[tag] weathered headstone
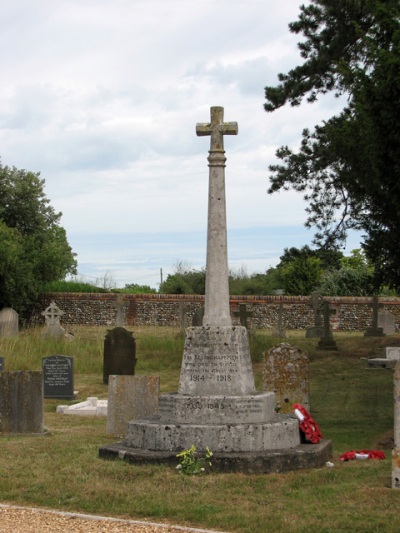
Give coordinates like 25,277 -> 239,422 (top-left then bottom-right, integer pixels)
317,301 -> 338,350
42,355 -> 75,399
378,310 -> 396,335
0,308 -> 19,338
41,301 -> 65,338
0,357 -> 4,371
106,375 -> 160,437
0,371 -> 44,434
364,295 -> 385,337
103,327 -> 137,384
272,302 -> 286,338
263,343 -> 309,413
234,303 -> 253,329
393,360 -> 400,489
306,292 -> 324,338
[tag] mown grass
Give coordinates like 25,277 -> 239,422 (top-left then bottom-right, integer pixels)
0,327 -> 399,532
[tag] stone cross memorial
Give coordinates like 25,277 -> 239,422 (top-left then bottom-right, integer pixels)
42,301 -> 66,338
100,106 -> 331,473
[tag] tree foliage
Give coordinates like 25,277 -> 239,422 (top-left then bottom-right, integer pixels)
0,163 -> 77,313
264,0 -> 400,289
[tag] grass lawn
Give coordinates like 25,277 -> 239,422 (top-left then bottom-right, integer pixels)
0,327 -> 399,532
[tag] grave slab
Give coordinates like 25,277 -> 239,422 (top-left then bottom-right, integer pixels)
57,397 -> 107,416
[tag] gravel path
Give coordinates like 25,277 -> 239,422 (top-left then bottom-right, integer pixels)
0,505 -> 228,533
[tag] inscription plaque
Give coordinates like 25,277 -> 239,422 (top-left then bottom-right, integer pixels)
42,355 -> 75,399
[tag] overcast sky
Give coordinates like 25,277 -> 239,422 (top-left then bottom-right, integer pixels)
0,0 -> 361,289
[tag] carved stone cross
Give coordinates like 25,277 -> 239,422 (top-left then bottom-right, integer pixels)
196,106 -> 238,156
234,303 -> 253,329
42,301 -> 63,326
196,106 -> 238,327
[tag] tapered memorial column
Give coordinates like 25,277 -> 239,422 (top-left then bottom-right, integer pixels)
196,106 -> 238,326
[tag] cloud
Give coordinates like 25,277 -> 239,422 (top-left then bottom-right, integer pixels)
0,0 -> 362,287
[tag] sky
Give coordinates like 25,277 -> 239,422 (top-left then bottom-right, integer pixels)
0,0 -> 362,289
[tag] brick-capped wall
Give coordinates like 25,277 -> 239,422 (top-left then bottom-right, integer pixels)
33,293 -> 400,332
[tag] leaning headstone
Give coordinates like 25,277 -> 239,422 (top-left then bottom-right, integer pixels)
364,295 -> 385,337
378,310 -> 396,335
306,292 -> 324,338
41,301 -> 65,338
103,327 -> 137,384
42,355 -> 75,399
0,371 -> 44,434
263,343 -> 309,413
392,360 -> 400,489
0,308 -> 19,338
106,375 -> 160,437
317,301 -> 338,350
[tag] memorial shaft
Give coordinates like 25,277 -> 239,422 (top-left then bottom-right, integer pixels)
196,106 -> 238,327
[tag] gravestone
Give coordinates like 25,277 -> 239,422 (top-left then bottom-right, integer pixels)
115,294 -> 125,327
100,106 -> 332,473
234,303 -> 253,329
0,308 -> 19,338
41,301 -> 66,338
393,361 -> 400,489
387,347 -> 400,361
378,310 -> 396,335
317,301 -> 338,350
42,355 -> 75,399
364,295 -> 385,337
103,327 -> 137,384
263,343 -> 309,413
0,357 -> 4,371
192,306 -> 205,326
106,375 -> 160,437
0,371 -> 44,434
306,292 -> 324,338
272,302 -> 286,338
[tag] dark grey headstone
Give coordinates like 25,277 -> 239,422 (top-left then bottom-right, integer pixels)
103,327 -> 136,385
0,371 -> 44,434
0,357 -> 4,370
42,355 -> 75,399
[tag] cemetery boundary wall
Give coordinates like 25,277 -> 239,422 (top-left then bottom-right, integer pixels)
33,293 -> 400,332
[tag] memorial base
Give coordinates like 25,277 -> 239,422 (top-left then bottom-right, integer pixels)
99,439 -> 332,474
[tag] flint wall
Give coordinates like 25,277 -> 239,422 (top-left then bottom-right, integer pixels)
32,293 -> 400,332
